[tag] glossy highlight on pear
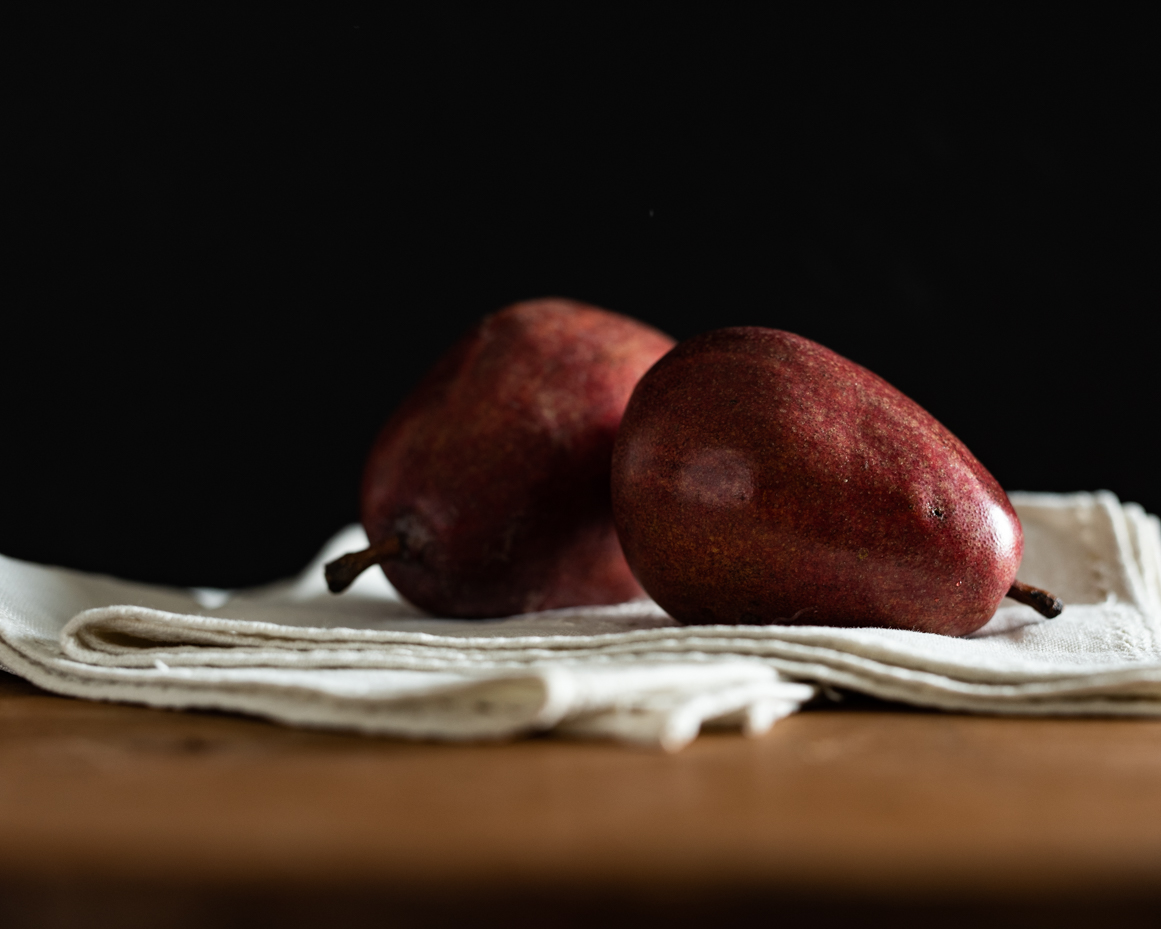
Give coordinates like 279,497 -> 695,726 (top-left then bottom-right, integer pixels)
610,327 -> 1062,636
327,298 -> 675,618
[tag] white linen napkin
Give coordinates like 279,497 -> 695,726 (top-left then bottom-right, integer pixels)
1,491 -> 1158,750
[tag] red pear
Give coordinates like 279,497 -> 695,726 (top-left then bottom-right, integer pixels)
326,298 -> 675,618
610,327 -> 1061,635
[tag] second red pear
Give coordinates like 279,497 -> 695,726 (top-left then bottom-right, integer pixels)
327,298 -> 675,618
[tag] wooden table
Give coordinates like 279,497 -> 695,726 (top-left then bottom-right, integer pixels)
2,669 -> 1160,928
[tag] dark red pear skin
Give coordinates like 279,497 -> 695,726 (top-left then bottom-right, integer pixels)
611,328 -> 1023,636
361,298 -> 675,618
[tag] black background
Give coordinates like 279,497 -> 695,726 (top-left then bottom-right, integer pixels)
7,11 -> 1157,588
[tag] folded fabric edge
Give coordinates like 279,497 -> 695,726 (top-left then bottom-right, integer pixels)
762,657 -> 1161,716
43,621 -> 1161,701
554,680 -> 814,751
0,640 -> 817,749
0,639 -> 570,741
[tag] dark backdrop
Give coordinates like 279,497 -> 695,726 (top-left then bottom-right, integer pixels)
7,12 -> 1157,588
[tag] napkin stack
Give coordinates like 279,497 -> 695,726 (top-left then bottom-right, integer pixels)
1,491 -> 1158,750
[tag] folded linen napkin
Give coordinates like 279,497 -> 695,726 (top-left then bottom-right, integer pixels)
1,491 -> 1158,749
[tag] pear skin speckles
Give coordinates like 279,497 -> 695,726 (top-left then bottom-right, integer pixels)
361,298 -> 675,618
611,327 -> 1022,636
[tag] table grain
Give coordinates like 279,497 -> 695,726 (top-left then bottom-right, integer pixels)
2,670 -> 1159,927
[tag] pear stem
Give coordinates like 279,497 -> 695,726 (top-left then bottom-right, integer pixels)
325,536 -> 402,593
1006,579 -> 1064,618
